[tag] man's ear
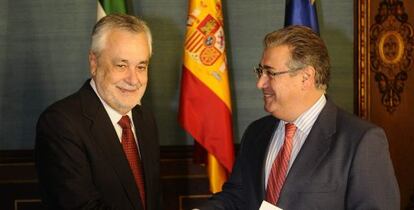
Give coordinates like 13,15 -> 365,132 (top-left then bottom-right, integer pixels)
301,66 -> 315,89
89,51 -> 97,76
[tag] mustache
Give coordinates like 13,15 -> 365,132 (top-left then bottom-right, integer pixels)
116,81 -> 141,91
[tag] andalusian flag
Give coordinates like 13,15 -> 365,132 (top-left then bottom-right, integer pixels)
178,0 -> 235,193
285,0 -> 319,33
97,0 -> 127,20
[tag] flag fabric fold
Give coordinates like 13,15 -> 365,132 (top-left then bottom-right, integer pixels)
285,0 -> 319,33
179,0 -> 235,193
97,0 -> 127,20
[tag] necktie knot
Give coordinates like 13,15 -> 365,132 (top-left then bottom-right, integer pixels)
285,123 -> 297,139
118,115 -> 132,130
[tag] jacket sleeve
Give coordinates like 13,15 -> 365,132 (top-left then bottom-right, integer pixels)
197,144 -> 247,210
198,119 -> 263,210
346,127 -> 400,210
35,109 -> 116,210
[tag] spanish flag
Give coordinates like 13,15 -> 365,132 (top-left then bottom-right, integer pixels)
97,0 -> 128,20
285,0 -> 319,33
178,0 -> 235,193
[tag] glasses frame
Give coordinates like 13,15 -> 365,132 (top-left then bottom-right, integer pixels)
253,64 -> 301,79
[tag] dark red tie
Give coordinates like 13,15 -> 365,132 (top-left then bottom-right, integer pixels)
118,115 -> 146,209
266,123 -> 297,205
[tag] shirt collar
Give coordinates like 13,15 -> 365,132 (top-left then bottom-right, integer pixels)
281,94 -> 326,135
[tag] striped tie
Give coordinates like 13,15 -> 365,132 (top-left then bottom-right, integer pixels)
266,123 -> 297,205
118,115 -> 146,209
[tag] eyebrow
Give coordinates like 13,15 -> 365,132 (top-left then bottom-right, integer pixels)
261,64 -> 276,71
138,60 -> 149,65
119,59 -> 149,65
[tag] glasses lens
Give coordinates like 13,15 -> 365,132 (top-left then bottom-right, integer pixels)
254,66 -> 263,78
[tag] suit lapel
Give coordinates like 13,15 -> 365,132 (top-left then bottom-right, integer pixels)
79,81 -> 142,209
279,99 -> 337,204
251,117 -> 280,201
131,107 -> 151,208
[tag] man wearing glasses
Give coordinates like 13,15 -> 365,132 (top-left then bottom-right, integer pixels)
200,25 -> 399,210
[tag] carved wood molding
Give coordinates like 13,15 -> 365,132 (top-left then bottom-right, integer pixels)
369,0 -> 414,113
356,0 -> 371,119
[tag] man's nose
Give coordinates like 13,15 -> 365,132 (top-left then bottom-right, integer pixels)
256,74 -> 269,89
125,67 -> 140,85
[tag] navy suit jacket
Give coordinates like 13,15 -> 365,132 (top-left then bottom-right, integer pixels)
35,80 -> 160,210
202,99 -> 399,210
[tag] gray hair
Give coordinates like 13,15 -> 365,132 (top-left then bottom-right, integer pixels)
90,14 -> 152,55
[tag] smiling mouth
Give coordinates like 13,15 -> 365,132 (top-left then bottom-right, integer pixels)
118,87 -> 137,93
263,91 -> 273,97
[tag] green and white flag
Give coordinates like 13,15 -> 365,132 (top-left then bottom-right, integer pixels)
97,0 -> 127,20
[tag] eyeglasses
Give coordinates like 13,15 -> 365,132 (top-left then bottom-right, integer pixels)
253,64 -> 299,79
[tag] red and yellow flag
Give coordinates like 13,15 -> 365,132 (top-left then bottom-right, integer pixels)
178,0 -> 235,193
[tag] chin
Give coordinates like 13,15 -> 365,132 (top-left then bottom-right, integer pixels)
264,105 -> 280,115
120,101 -> 137,110
263,103 -> 274,112
264,107 -> 274,115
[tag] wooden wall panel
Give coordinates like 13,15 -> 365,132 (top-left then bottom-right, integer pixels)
0,151 -> 43,210
356,0 -> 414,209
0,147 -> 211,210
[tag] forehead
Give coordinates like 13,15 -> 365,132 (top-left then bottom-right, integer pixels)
101,29 -> 150,58
261,45 -> 291,68
105,28 -> 148,44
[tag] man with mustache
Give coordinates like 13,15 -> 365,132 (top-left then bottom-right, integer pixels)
199,25 -> 399,210
35,14 -> 160,210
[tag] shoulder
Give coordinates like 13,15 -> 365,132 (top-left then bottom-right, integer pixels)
246,115 -> 277,132
35,87 -> 90,150
39,91 -> 82,121
37,83 -> 93,127
335,106 -> 381,134
326,103 -> 387,150
322,98 -> 381,136
241,115 -> 278,145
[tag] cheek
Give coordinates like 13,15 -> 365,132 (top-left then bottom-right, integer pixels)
139,72 -> 149,84
269,81 -> 280,93
103,70 -> 124,84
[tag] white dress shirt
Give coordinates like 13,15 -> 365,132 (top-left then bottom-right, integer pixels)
264,95 -> 326,188
90,79 -> 140,152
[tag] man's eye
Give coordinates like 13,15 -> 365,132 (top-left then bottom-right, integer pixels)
116,64 -> 127,68
265,70 -> 275,76
136,65 -> 147,72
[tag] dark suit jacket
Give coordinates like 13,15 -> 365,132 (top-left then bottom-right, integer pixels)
35,80 -> 160,210
202,99 -> 399,210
